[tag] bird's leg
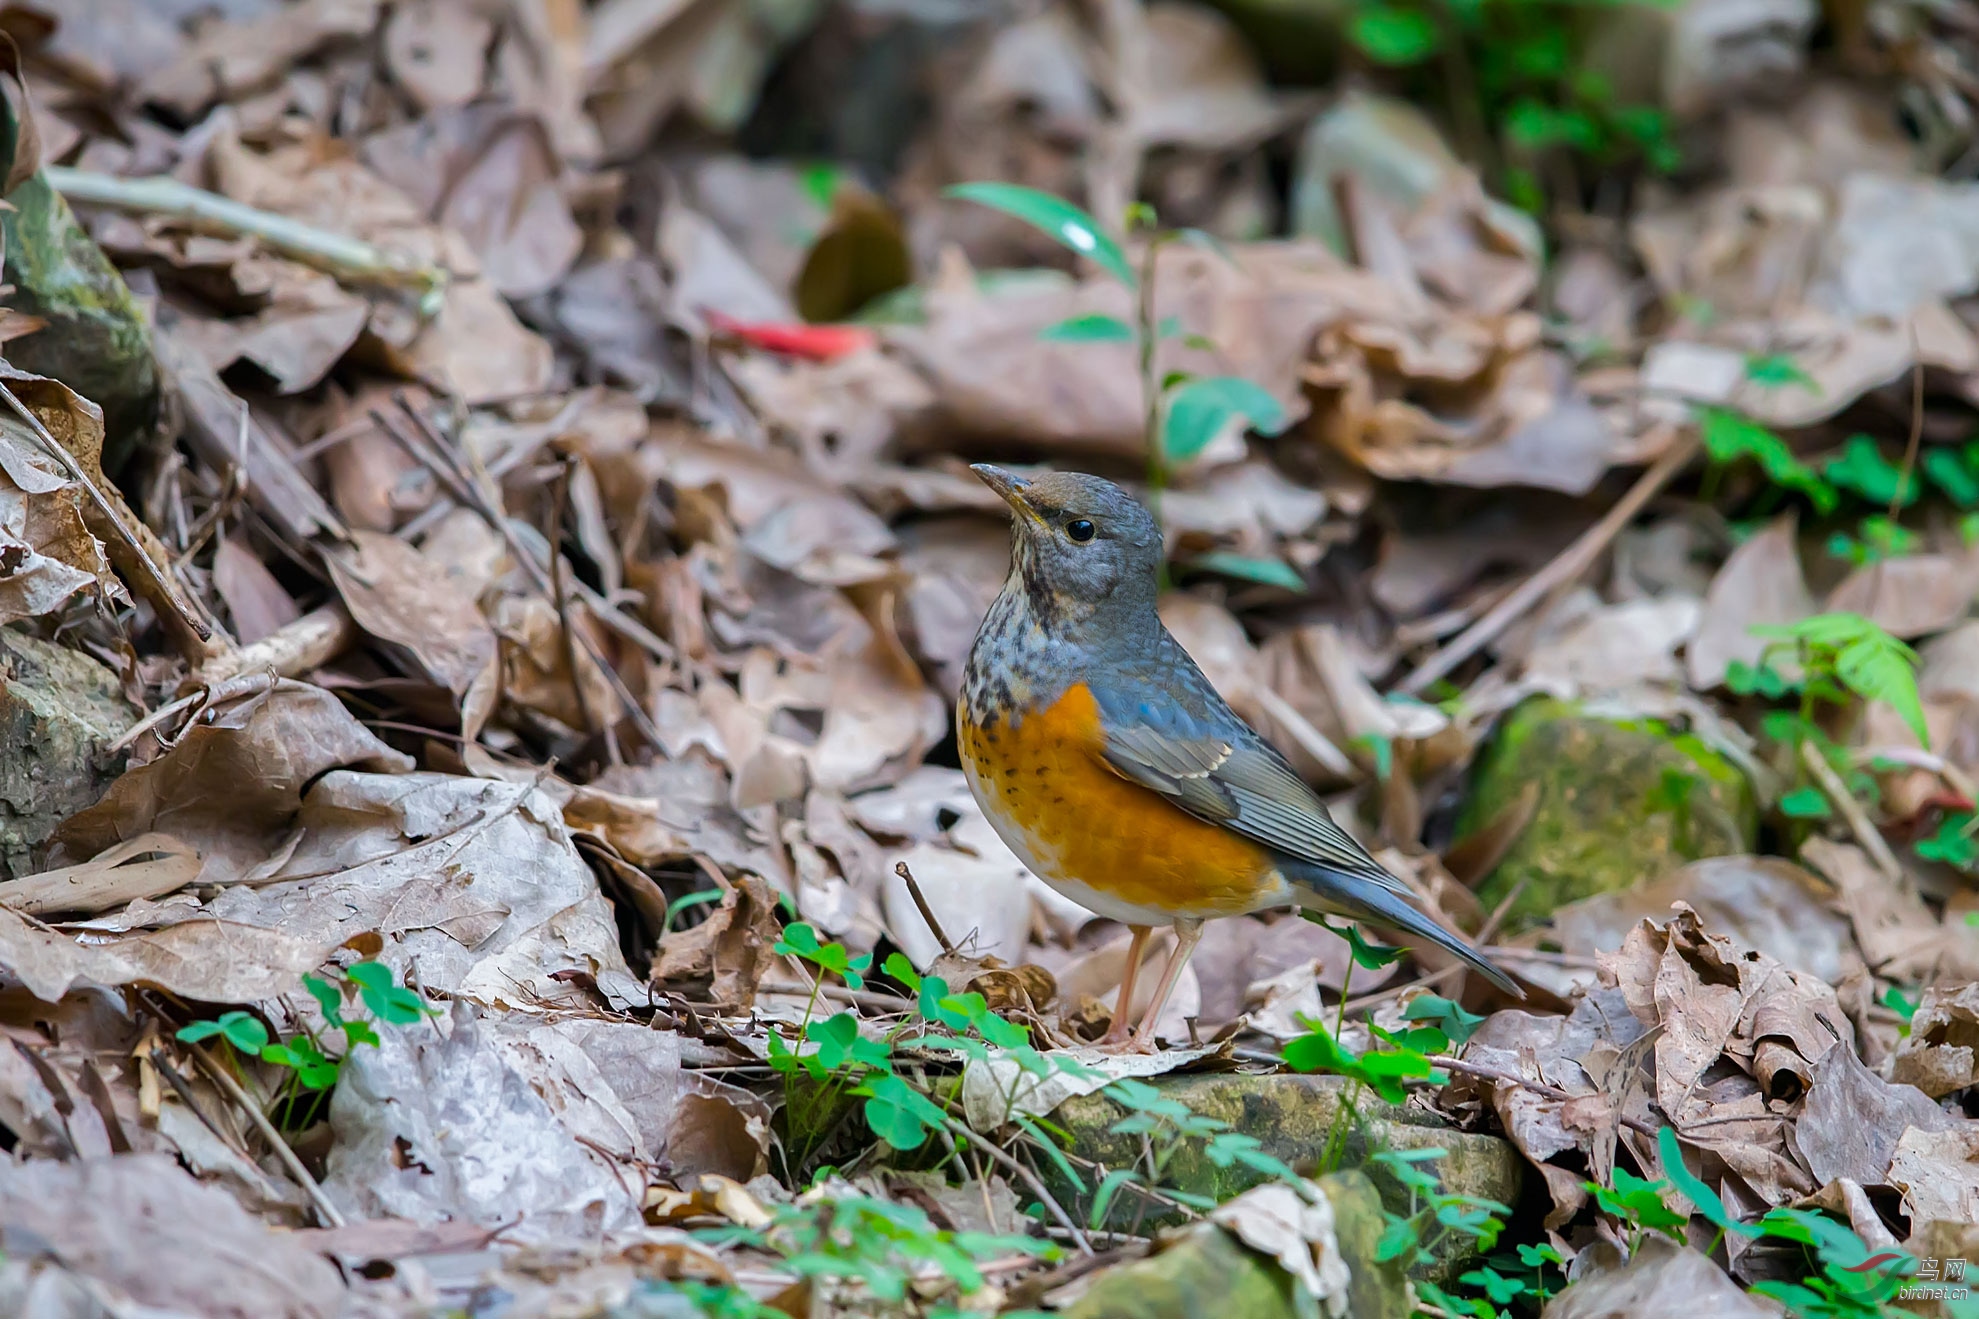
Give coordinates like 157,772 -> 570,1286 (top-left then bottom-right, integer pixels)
1098,924 -> 1153,1047
1126,919 -> 1204,1053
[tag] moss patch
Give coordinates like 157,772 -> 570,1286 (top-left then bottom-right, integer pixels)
1048,1072 -> 1519,1281
1062,1172 -> 1409,1319
1460,697 -> 1757,927
0,630 -> 137,877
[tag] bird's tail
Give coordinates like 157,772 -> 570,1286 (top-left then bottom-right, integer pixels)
1290,865 -> 1524,999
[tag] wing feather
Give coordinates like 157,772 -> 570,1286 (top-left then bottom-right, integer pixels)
1097,715 -> 1412,898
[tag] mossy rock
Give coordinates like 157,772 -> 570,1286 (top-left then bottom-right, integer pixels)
1459,697 -> 1757,928
1,172 -> 159,474
1064,1171 -> 1409,1319
1049,1072 -> 1519,1281
0,630 -> 136,877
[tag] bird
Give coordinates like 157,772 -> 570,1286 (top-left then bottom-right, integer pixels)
956,464 -> 1521,1052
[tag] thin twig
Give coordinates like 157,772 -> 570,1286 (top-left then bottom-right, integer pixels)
190,605 -> 354,688
1802,740 -> 1904,883
46,165 -> 446,311
1851,745 -> 1979,812
0,379 -> 213,647
1423,1054 -> 1659,1137
895,861 -> 955,956
1398,436 -> 1698,694
544,455 -> 602,739
946,1121 -> 1093,1255
1867,334 -> 1927,623
1484,946 -> 1602,968
370,401 -> 669,750
180,1044 -> 347,1226
756,980 -> 918,1015
1253,686 -> 1354,779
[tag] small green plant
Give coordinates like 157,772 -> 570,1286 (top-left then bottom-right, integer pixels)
1917,811 -> 1979,871
945,182 -> 1296,588
175,960 -> 434,1132
767,929 -> 1078,1176
1079,1076 -> 1309,1223
1697,406 -> 1838,514
1372,1145 -> 1510,1268
1657,1127 -> 1919,1318
695,1184 -> 1056,1317
1340,0 -> 1680,214
1732,614 -> 1925,838
1881,985 -> 1919,1039
1751,614 -> 1927,747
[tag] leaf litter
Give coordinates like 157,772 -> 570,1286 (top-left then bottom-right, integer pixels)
1,3 -> 1979,1318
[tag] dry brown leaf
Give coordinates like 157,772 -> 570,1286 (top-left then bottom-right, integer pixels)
365,106 -> 581,298
1887,1123 -> 1979,1224
0,365 -> 201,650
895,243 -> 1354,458
1892,983 -> 1979,1098
1603,907 -> 1847,1204
0,405 -> 116,624
1442,989 -> 1649,1226
1823,544 -> 1979,640
1552,855 -> 1856,985
382,0 -> 494,111
0,833 -> 199,917
183,772 -> 637,1008
212,534 -> 302,646
384,276 -> 557,404
1541,1237 -> 1775,1319
491,593 -> 617,737
326,529 -> 500,737
1802,837 -> 1979,981
196,259 -> 372,394
0,1155 -> 346,1318
139,0 -> 380,116
1796,1043 -> 1955,1187
55,680 -> 411,886
1522,596 -> 1700,694
651,873 -> 785,1009
325,1004 -> 645,1237
0,902 -> 337,1003
1687,514 -> 1815,690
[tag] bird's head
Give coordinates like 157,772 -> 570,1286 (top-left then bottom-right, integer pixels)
971,465 -> 1163,626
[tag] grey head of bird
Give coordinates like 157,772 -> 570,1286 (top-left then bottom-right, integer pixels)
971,464 -> 1163,632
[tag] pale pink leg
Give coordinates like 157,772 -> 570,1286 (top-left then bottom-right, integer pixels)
1098,925 -> 1152,1047
1126,919 -> 1204,1053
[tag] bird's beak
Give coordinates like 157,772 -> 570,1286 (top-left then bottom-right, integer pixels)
970,464 -> 1041,524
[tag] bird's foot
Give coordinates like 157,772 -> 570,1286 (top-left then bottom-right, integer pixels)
1095,1020 -> 1137,1050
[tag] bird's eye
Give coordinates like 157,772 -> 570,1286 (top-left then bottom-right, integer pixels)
1066,519 -> 1095,543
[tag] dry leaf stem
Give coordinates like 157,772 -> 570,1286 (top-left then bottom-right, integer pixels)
894,861 -> 956,956
1801,740 -> 1904,883
1398,434 -> 1699,694
370,400 -> 669,748
1423,1053 -> 1659,1137
946,1120 -> 1093,1254
0,379 -> 214,652
184,1042 -> 346,1228
46,165 -> 446,311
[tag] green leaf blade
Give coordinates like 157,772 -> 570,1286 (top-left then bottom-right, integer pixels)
1038,313 -> 1134,344
1349,7 -> 1440,65
1161,376 -> 1288,462
944,183 -> 1135,287
1186,551 -> 1304,592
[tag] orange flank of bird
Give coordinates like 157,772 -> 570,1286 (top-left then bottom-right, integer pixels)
959,681 -> 1279,919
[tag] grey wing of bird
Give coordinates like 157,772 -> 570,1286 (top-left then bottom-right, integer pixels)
1088,656 -> 1415,899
